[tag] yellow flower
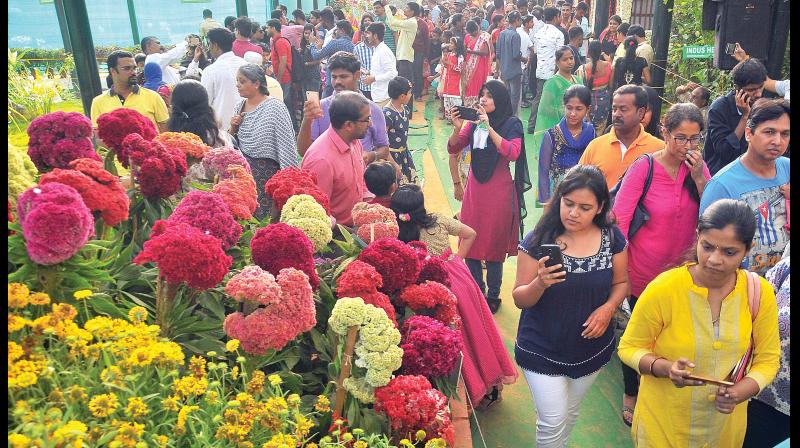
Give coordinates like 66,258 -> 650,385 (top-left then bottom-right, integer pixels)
66,385 -> 88,403
8,433 -> 32,448
155,435 -> 169,447
354,442 -> 368,448
88,393 -> 119,418
112,421 -> 145,446
342,432 -> 354,442
8,313 -> 28,333
188,356 -> 206,378
172,375 -> 208,399
294,414 -> 314,439
175,405 -> 200,435
51,420 -> 88,445
268,373 -> 282,387
73,289 -> 93,301
8,341 -> 24,362
416,430 -> 427,442
231,366 -> 240,380
127,306 -> 148,323
52,303 -> 78,321
226,339 -> 240,352
399,439 -> 413,447
287,393 -> 301,409
204,390 -> 220,405
247,370 -> 266,395
28,292 -> 51,306
315,394 -> 331,413
126,397 -> 150,419
126,347 -> 155,368
101,365 -> 125,386
424,439 -> 447,448
261,433 -> 297,448
9,358 -> 45,389
8,283 -> 30,308
161,395 -> 180,412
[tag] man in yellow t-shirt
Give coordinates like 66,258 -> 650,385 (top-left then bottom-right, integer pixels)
90,50 -> 169,132
579,85 -> 663,189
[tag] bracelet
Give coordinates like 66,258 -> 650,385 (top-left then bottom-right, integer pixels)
649,356 -> 665,377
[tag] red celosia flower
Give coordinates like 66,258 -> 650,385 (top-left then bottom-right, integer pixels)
406,241 -> 451,287
26,111 -> 100,172
357,238 -> 421,294
38,158 -> 130,226
374,375 -> 455,446
264,167 -> 331,214
202,147 -> 252,179
212,165 -> 258,220
154,132 -> 210,160
96,108 -> 158,167
123,134 -> 187,199
400,315 -> 463,378
398,281 -> 461,329
223,267 -> 317,354
151,191 -> 242,250
336,260 -> 398,327
16,183 -> 94,265
251,223 -> 320,289
133,222 -> 232,290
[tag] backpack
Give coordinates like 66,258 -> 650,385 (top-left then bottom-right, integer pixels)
279,37 -> 304,82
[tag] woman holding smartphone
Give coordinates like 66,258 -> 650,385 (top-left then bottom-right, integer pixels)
618,199 -> 780,447
513,165 -> 629,447
448,80 -> 530,313
611,102 -> 711,426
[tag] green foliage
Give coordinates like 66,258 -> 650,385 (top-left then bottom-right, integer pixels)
665,0 -> 730,105
8,50 -> 75,131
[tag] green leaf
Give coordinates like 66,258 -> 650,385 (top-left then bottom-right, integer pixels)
89,295 -> 128,319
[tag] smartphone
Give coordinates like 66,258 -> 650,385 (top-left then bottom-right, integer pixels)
454,105 -> 479,121
684,373 -> 735,387
306,90 -> 320,105
724,43 -> 736,56
531,244 -> 565,269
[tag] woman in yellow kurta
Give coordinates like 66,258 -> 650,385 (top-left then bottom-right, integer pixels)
618,199 -> 780,447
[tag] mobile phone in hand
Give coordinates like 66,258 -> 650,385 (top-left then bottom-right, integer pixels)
725,43 -> 737,55
684,373 -> 735,387
306,90 -> 320,107
454,105 -> 479,121
531,244 -> 565,270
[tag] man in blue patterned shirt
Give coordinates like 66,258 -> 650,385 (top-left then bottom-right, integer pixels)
354,23 -> 375,100
311,19 -> 356,98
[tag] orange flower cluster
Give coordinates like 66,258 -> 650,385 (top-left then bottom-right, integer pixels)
213,166 -> 258,220
154,132 -> 211,161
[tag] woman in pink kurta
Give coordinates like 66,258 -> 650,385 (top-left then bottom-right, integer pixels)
447,80 -> 530,313
611,103 -> 712,426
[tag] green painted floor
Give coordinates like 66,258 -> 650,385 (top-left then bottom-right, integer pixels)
406,96 -> 634,448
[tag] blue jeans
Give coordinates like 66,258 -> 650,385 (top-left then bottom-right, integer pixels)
465,258 -> 503,300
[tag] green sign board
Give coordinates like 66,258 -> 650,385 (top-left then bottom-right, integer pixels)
682,45 -> 714,59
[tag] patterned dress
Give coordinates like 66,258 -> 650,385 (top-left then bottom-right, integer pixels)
383,103 -> 418,185
755,257 -> 790,415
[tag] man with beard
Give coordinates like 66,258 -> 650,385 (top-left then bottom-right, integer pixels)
578,84 -> 663,188
91,50 -> 169,131
301,91 -> 374,226
705,58 -> 768,174
298,52 -> 391,168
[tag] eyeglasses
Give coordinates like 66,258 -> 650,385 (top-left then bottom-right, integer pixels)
670,134 -> 704,146
352,116 -> 372,123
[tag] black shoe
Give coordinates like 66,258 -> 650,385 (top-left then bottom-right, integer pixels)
488,298 -> 501,314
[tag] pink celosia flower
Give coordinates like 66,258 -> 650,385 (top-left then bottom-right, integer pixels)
352,202 -> 399,244
16,183 -> 94,265
225,266 -> 282,306
151,190 -> 242,250
123,134 -> 187,199
202,147 -> 252,179
96,108 -> 158,167
223,267 -> 316,354
26,111 -> 100,172
400,315 -> 463,378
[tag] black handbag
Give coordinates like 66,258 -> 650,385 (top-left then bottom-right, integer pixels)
609,153 -> 654,240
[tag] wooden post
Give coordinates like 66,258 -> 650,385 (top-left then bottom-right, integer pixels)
333,326 -> 360,418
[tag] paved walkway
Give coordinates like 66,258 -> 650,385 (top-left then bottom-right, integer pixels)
406,95 -> 634,447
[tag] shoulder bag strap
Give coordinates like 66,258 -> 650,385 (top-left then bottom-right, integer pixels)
639,153 -> 655,202
745,270 -> 761,321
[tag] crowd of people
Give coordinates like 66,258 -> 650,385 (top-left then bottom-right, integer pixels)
86,0 -> 790,446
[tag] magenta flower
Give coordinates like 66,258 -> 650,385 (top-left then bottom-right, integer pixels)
26,111 -> 100,172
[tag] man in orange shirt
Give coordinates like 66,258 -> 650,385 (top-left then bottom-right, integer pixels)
579,85 -> 663,188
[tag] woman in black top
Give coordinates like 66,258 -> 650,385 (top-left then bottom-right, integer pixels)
613,36 -> 650,88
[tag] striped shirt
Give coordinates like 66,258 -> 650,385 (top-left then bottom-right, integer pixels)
354,42 -> 374,92
233,98 -> 299,169
377,16 -> 397,54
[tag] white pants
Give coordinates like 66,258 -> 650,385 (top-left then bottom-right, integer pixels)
522,369 -> 601,448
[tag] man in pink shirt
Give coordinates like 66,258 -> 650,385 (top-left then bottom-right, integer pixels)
271,9 -> 304,48
301,91 -> 372,226
232,17 -> 264,57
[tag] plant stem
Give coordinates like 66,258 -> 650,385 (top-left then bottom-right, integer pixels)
156,278 -> 178,338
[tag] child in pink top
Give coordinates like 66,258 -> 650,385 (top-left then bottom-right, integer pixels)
442,37 -> 463,122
